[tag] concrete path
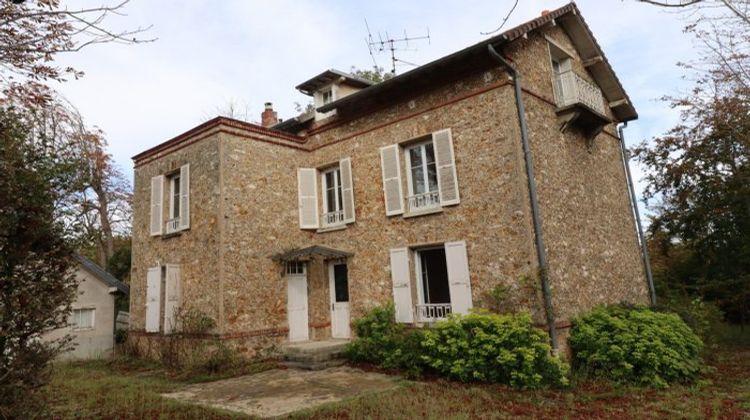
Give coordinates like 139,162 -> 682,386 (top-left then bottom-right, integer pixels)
162,366 -> 402,418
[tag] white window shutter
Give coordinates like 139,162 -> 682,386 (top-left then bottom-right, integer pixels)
380,145 -> 404,216
179,164 -> 190,230
297,168 -> 319,229
432,129 -> 460,206
163,264 -> 181,334
150,175 -> 164,236
340,157 -> 356,224
145,267 -> 161,332
445,241 -> 473,315
389,248 -> 414,323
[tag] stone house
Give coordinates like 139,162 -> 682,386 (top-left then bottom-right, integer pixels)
45,255 -> 130,359
130,3 -> 651,353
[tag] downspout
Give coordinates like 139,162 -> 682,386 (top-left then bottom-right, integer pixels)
617,123 -> 656,305
488,44 -> 558,351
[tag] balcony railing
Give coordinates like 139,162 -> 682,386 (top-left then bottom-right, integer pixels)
321,210 -> 344,227
165,217 -> 181,234
552,71 -> 606,116
407,191 -> 440,213
416,303 -> 452,322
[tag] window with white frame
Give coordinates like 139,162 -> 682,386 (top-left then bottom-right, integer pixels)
379,129 -> 459,217
297,158 -> 356,230
150,164 -> 190,236
415,246 -> 452,321
321,88 -> 333,105
405,140 -> 440,211
322,167 -> 344,226
72,308 -> 95,330
286,261 -> 306,275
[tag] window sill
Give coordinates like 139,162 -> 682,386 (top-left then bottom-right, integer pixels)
316,224 -> 347,233
403,207 -> 443,219
161,227 -> 189,239
72,327 -> 94,332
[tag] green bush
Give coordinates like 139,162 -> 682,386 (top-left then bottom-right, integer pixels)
420,311 -> 568,389
570,305 -> 703,388
344,304 -> 421,372
653,295 -> 724,346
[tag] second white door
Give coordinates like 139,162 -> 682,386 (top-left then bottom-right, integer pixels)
329,262 -> 350,339
287,271 -> 309,342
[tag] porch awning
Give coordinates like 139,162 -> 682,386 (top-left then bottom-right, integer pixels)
271,245 -> 353,262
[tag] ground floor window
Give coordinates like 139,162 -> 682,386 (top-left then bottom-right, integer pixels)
416,247 -> 452,321
72,308 -> 95,330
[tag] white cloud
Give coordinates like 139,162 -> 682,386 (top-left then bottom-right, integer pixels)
51,0 -> 702,211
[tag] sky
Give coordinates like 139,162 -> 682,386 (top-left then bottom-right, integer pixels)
52,0 -> 699,215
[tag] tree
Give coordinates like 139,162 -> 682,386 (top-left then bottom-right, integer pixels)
636,0 -> 750,92
0,107 -> 79,416
350,66 -> 394,83
0,0 -> 152,107
633,76 -> 750,324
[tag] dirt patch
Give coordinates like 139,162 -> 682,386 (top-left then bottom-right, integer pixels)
162,366 -> 402,418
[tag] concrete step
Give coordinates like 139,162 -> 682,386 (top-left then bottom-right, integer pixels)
281,339 -> 350,370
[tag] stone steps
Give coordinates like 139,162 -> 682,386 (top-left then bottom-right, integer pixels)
281,339 -> 350,370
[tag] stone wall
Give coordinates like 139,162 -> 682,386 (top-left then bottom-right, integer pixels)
130,23 -> 649,351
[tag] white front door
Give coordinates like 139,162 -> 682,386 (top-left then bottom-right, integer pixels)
329,262 -> 350,339
287,264 -> 309,342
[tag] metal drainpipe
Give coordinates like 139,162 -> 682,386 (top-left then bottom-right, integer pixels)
488,44 -> 558,351
617,123 -> 657,305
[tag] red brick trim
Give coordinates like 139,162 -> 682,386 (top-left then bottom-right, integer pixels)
132,82 -> 621,167
132,117 -> 305,165
309,80 -> 513,150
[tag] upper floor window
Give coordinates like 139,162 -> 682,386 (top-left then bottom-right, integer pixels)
321,89 -> 333,105
405,140 -> 440,211
322,167 -> 344,226
379,128 -> 460,217
150,164 -> 190,237
170,174 -> 181,219
297,158 -> 356,230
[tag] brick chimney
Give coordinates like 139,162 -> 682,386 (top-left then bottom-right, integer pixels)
261,102 -> 278,127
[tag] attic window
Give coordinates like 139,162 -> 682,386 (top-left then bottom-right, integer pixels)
322,89 -> 333,105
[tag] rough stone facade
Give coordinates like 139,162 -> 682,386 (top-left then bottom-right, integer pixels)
130,17 -> 649,353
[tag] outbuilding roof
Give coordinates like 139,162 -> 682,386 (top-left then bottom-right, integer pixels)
318,2 -> 637,122
75,254 -> 130,295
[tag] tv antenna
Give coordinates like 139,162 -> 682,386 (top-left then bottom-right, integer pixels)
365,19 -> 430,75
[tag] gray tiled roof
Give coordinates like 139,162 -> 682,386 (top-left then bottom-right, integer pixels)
75,254 -> 129,295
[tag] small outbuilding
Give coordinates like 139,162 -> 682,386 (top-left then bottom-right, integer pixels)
45,255 -> 129,359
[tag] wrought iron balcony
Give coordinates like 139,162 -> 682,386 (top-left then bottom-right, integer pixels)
165,217 -> 181,234
416,303 -> 452,322
552,70 -> 610,143
407,191 -> 441,213
321,210 -> 344,227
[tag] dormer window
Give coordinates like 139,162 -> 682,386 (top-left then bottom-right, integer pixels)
321,89 -> 333,105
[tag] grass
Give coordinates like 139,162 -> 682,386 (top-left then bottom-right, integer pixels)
41,338 -> 750,419
41,356 -> 271,419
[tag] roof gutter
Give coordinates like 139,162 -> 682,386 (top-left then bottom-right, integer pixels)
488,44 -> 558,351
617,123 -> 656,305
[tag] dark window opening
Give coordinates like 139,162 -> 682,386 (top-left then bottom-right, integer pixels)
419,248 -> 450,304
333,264 -> 349,302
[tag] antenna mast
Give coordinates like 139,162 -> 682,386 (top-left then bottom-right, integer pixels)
365,20 -> 430,75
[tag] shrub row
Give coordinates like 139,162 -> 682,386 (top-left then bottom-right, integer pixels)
347,303 -> 704,389
569,305 -> 703,388
345,305 -> 569,389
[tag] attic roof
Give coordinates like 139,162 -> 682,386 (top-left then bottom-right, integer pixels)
295,69 -> 375,96
318,2 -> 637,122
75,254 -> 129,295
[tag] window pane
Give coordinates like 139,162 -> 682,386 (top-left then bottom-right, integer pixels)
333,264 -> 349,302
427,162 -> 438,192
326,188 -> 336,212
335,169 -> 343,210
409,146 -> 423,169
412,167 -> 425,194
424,142 -> 435,164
